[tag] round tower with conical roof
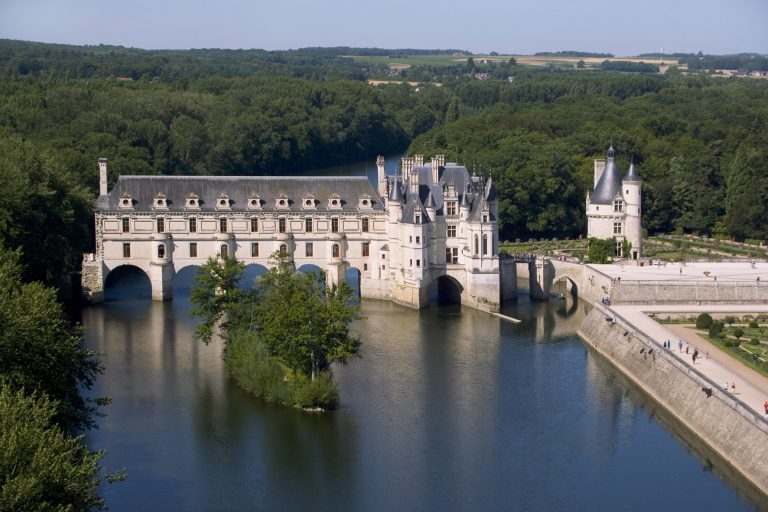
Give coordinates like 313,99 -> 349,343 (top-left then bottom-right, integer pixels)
623,160 -> 642,259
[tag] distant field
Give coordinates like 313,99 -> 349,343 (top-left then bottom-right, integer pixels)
344,54 -> 677,70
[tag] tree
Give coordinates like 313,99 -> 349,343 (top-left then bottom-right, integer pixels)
695,313 -> 713,329
622,239 -> 633,258
0,247 -> 102,432
588,237 -> 615,264
254,253 -> 360,380
732,328 -> 744,340
577,60 -> 585,69
189,255 -> 247,345
0,385 -> 114,511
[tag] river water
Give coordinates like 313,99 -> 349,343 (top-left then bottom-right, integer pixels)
82,288 -> 764,511
81,154 -> 764,511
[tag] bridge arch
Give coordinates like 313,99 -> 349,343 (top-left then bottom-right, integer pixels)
552,274 -> 578,297
104,264 -> 152,300
240,263 -> 269,291
345,267 -> 361,297
173,264 -> 201,293
433,274 -> 464,306
297,264 -> 325,284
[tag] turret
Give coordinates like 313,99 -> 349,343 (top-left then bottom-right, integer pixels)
425,191 -> 437,222
99,158 -> 108,196
623,160 -> 642,259
459,185 -> 471,221
388,178 -> 403,223
376,155 -> 386,197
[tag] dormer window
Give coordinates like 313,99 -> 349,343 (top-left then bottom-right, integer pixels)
186,193 -> 200,209
153,193 -> 168,209
358,194 -> 373,209
328,193 -> 342,210
119,193 -> 133,209
275,194 -> 290,210
613,199 -> 623,212
302,194 -> 316,210
217,194 -> 231,209
247,194 -> 261,210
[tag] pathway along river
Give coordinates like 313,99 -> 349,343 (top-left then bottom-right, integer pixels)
81,155 -> 766,510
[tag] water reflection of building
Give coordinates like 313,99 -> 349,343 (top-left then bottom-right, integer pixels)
83,155 -> 504,312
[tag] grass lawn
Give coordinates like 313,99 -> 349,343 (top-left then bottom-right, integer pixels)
696,329 -> 768,378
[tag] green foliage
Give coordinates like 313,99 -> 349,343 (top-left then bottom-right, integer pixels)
0,247 -> 102,431
621,239 -> 632,258
587,237 -> 615,264
191,252 -> 359,409
254,253 -> 361,380
189,256 -> 248,345
732,328 -> 744,340
0,384 -> 110,511
749,321 -> 759,328
750,337 -> 760,345
695,313 -> 713,329
724,316 -> 737,326
708,321 -> 724,337
0,138 -> 92,283
600,60 -> 659,73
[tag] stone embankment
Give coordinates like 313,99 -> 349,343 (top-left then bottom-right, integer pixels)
578,304 -> 768,497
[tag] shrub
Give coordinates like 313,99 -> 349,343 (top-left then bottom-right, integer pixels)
724,340 -> 734,347
749,321 -> 759,328
724,316 -> 737,326
750,337 -> 760,345
709,322 -> 724,337
696,313 -> 714,329
733,328 -> 745,340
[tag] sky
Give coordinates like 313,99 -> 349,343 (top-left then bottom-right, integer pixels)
1,0 -> 766,56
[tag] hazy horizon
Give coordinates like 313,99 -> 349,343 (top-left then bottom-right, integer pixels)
1,0 -> 767,57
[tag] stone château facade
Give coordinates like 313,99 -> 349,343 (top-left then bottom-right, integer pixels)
586,146 -> 642,259
83,155 -> 511,312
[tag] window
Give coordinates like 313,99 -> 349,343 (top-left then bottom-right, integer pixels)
613,200 -> 623,212
220,218 -> 227,233
483,215 -> 488,223
157,244 -> 165,259
451,248 -> 458,263
122,218 -> 130,233
280,244 -> 288,256
157,218 -> 164,233
363,263 -> 368,271
251,243 -> 259,257
306,242 -> 313,257
189,218 -> 197,233
278,218 -> 286,233
415,215 -> 421,224
447,225 -> 457,238
305,218 -> 313,232
415,236 -> 420,244
332,244 -> 340,258
190,242 -> 197,258
416,259 -> 421,268
362,218 -> 369,232
331,218 -> 339,233
122,242 -> 131,258
410,259 -> 413,266
474,234 -> 479,255
381,253 -> 386,259
362,242 -> 370,257
446,248 -> 452,263
446,202 -> 457,216
482,234 -> 488,255
409,236 -> 412,243
221,244 -> 228,258
250,218 -> 258,232
613,222 -> 622,235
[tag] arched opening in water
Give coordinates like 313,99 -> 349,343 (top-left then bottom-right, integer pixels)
240,263 -> 269,291
345,267 -> 361,297
433,275 -> 463,306
174,265 -> 201,294
551,276 -> 578,298
297,264 -> 325,285
104,265 -> 151,301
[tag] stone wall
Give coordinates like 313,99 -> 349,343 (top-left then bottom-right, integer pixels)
611,282 -> 768,305
578,305 -> 768,496
81,256 -> 104,304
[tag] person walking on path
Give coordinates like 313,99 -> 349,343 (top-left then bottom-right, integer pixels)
731,382 -> 736,395
692,349 -> 698,365
764,401 -> 768,415
678,339 -> 683,352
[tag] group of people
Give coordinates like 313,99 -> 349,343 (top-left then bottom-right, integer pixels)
661,338 -> 703,364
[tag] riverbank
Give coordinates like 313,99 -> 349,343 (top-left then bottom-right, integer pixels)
578,303 -> 768,498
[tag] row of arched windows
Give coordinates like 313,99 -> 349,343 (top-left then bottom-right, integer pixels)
155,242 -> 341,259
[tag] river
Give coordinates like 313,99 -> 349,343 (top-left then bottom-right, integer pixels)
80,155 -> 764,511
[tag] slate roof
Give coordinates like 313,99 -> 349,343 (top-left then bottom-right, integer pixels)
97,176 -> 385,212
590,147 -> 624,205
625,161 -> 639,182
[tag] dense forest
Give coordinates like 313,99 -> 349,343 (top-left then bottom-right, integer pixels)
0,40 -> 767,284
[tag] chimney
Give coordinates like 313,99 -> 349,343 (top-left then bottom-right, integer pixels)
402,157 -> 414,182
99,158 -> 108,196
432,154 -> 445,185
376,155 -> 386,196
410,169 -> 419,194
414,154 -> 424,166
